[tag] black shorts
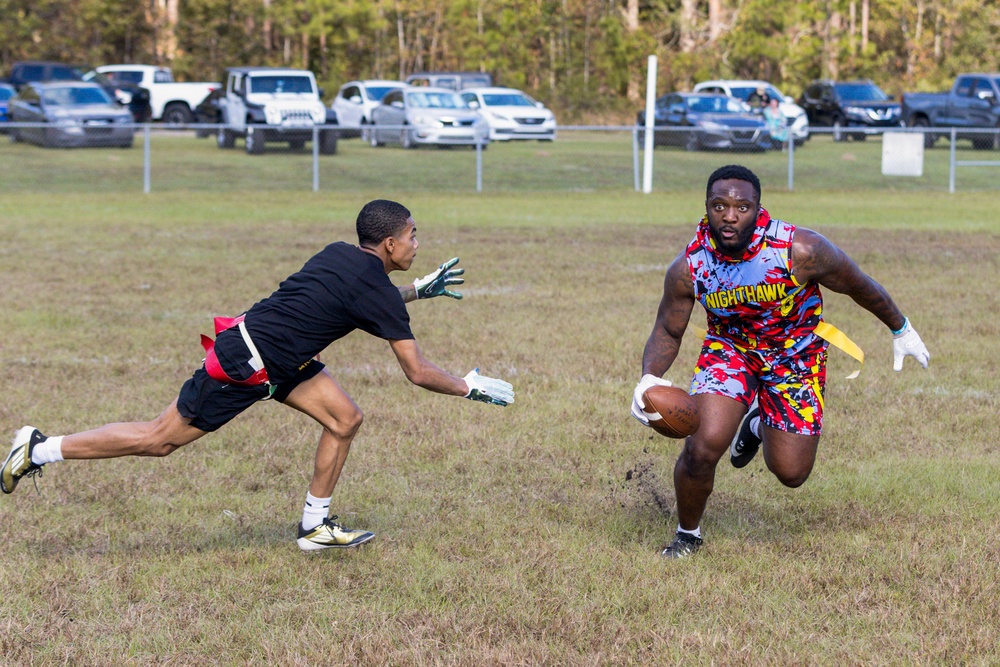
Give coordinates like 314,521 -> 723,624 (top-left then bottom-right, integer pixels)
177,359 -> 326,432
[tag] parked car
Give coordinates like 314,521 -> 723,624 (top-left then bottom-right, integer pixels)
212,67 -> 337,155
404,71 -> 493,91
5,60 -> 150,121
636,92 -> 771,151
693,79 -> 809,145
331,79 -> 406,140
8,81 -> 134,148
902,73 -> 1000,149
458,87 -> 556,141
0,83 -> 15,130
798,79 -> 902,141
95,64 -> 219,123
369,87 -> 489,148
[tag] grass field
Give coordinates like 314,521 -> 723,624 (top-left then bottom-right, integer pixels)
1,185 -> 998,665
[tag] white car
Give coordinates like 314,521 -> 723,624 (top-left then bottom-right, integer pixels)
693,79 -> 809,144
330,79 -> 406,140
369,86 -> 489,149
459,87 -> 556,141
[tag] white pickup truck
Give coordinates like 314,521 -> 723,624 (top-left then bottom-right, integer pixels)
95,64 -> 219,123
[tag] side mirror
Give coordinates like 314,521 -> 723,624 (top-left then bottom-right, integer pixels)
784,95 -> 795,104
318,87 -> 325,97
467,100 -> 480,109
535,101 -> 544,109
977,90 -> 996,103
391,100 -> 404,109
349,95 -> 362,104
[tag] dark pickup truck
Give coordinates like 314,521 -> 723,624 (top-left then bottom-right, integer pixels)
902,73 -> 1000,148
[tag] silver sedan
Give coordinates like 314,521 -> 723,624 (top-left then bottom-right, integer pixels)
369,86 -> 489,148
9,81 -> 134,148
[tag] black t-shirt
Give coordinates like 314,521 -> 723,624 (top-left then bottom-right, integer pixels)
215,242 -> 413,384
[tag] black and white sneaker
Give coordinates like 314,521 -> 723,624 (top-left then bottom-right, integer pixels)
730,406 -> 762,469
660,531 -> 703,559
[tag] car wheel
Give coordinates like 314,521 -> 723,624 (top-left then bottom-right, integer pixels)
289,140 -> 306,150
319,129 -> 338,155
217,127 -> 235,149
909,116 -> 936,148
832,116 -> 846,142
401,127 -> 414,149
369,126 -> 383,147
359,120 -> 371,144
684,132 -> 699,152
162,103 -> 193,125
245,127 -> 265,154
9,128 -> 20,143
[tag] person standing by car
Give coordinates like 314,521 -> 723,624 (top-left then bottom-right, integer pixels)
763,97 -> 789,149
631,165 -> 930,559
2,200 -> 514,552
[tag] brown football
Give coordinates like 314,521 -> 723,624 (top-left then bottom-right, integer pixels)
642,385 -> 700,438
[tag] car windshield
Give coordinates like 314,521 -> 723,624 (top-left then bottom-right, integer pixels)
408,91 -> 465,109
366,86 -> 400,102
0,87 -> 13,102
42,86 -> 112,106
834,82 -> 889,101
481,93 -> 535,107
686,96 -> 745,114
729,85 -> 784,102
249,76 -> 314,94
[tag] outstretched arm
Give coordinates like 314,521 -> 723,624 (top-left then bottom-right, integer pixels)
398,257 -> 465,303
388,339 -> 514,405
792,228 -> 929,370
632,252 -> 696,425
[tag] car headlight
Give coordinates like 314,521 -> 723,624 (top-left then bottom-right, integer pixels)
414,115 -> 434,126
490,112 -> 510,121
844,106 -> 867,117
311,105 -> 325,123
699,121 -> 726,132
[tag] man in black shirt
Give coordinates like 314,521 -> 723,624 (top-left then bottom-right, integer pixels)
3,200 -> 514,551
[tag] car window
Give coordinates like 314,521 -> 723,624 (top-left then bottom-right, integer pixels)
434,78 -> 459,91
687,96 -> 744,113
341,85 -> 359,100
729,86 -> 756,100
834,82 -> 888,101
50,66 -> 81,81
461,93 -> 478,105
153,70 -> 173,83
106,71 -> 143,85
43,86 -> 112,106
365,86 -> 399,102
955,78 -> 973,97
973,78 -> 994,99
408,91 -> 465,109
382,90 -> 403,105
249,75 -> 315,94
481,93 -> 534,107
0,87 -> 13,102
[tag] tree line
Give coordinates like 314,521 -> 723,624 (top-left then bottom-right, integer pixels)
1,0 -> 996,122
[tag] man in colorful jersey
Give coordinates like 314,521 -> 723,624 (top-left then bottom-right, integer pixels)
631,164 -> 929,559
2,200 -> 514,552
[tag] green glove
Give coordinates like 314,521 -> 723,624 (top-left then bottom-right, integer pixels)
414,257 -> 465,300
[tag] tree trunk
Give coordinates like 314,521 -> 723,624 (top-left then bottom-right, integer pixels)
625,0 -> 639,100
708,0 -> 723,43
680,0 -> 697,53
861,0 -> 869,51
263,0 -> 272,57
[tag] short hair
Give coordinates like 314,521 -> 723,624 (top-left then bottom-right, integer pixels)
706,165 -> 761,204
356,199 -> 411,247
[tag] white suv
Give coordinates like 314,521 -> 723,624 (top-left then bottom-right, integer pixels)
331,79 -> 406,140
693,79 -> 809,144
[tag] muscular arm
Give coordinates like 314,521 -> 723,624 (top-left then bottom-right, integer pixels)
792,228 -> 906,331
642,252 -> 696,377
388,338 -> 469,396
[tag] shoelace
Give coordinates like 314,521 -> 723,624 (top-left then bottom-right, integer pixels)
24,465 -> 44,495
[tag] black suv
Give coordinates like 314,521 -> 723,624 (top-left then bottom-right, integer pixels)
798,79 -> 902,141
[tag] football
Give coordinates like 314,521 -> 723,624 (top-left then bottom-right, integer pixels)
642,385 -> 700,438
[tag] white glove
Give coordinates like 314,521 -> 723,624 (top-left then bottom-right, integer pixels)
892,318 -> 930,371
463,369 -> 514,406
630,374 -> 673,425
414,257 -> 465,300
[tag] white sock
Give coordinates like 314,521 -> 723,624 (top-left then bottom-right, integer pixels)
749,415 -> 761,438
301,492 -> 331,531
31,436 -> 64,466
677,525 -> 702,539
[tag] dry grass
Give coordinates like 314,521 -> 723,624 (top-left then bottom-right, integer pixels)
1,191 -> 998,666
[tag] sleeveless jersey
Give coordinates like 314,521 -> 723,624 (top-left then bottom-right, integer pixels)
685,208 -> 824,355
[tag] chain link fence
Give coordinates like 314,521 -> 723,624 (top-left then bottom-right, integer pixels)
1,122 -> 998,194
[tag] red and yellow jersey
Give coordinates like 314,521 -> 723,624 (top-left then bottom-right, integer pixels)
685,208 -> 824,355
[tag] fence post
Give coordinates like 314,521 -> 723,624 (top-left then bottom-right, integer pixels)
143,124 -> 151,194
787,132 -> 795,192
949,127 -> 956,194
476,138 -> 483,192
642,55 -> 657,193
633,127 -> 641,192
312,127 -> 320,192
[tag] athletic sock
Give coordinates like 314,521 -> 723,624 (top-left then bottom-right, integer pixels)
749,415 -> 761,438
31,436 -> 64,466
301,492 -> 331,531
677,525 -> 702,539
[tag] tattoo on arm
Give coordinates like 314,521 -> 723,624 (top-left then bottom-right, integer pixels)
793,228 -> 905,331
398,283 -> 417,303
